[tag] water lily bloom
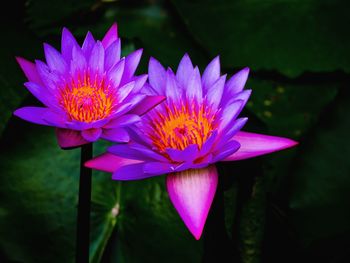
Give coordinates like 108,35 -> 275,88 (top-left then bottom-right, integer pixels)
14,23 -> 164,148
85,54 -> 298,239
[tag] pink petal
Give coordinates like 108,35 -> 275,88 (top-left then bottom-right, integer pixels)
16,57 -> 43,85
224,131 -> 298,161
102,23 -> 118,49
56,128 -> 89,149
166,165 -> 218,240
128,95 -> 166,116
81,128 -> 102,142
85,153 -> 142,173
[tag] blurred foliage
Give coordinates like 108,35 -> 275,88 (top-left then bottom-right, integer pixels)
1,0 -> 350,262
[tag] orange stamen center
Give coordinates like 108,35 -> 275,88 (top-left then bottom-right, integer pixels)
59,73 -> 117,122
148,101 -> 218,152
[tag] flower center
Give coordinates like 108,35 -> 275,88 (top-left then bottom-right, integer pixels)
148,101 -> 218,152
59,74 -> 117,122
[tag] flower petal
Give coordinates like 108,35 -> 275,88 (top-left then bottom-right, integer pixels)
61,27 -> 79,62
121,49 -> 143,84
101,127 -> 129,142
166,68 -> 181,102
176,53 -> 194,89
212,140 -> 241,162
112,163 -> 155,181
102,23 -> 118,49
206,74 -> 226,109
104,114 -> 141,128
82,31 -> 95,59
81,128 -> 102,142
85,152 -> 142,173
143,162 -> 175,174
16,57 -> 43,84
202,56 -> 220,92
225,67 -> 249,95
71,46 -> 87,75
14,107 -> 51,126
89,41 -> 104,74
44,43 -> 67,74
149,57 -> 166,94
187,67 -> 202,102
108,143 -> 167,162
224,131 -> 298,161
166,165 -> 218,240
166,144 -> 198,163
218,100 -> 244,132
108,58 -> 125,88
117,81 -> 135,102
105,39 -> 121,71
128,95 -> 166,116
24,82 -> 56,108
56,128 -> 89,149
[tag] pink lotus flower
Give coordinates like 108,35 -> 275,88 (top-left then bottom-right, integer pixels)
86,54 -> 298,239
14,24 -> 164,148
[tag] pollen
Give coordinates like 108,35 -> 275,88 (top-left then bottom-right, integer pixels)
59,72 -> 117,122
148,101 -> 218,152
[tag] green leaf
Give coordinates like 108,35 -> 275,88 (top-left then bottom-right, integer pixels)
289,87 -> 350,245
172,0 -> 350,77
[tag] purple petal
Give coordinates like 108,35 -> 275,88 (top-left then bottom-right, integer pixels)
105,114 -> 141,128
202,56 -> 220,92
108,58 -> 125,88
199,131 -> 218,156
85,152 -> 142,173
117,81 -> 135,102
105,39 -> 121,71
14,107 -> 50,126
56,128 -> 89,149
143,162 -> 175,174
176,53 -> 194,89
148,57 -> 166,94
35,60 -> 60,92
81,128 -> 102,142
82,31 -> 96,59
166,165 -> 218,240
102,23 -> 118,49
44,43 -> 67,74
223,132 -> 298,161
206,74 -> 226,109
16,57 -> 43,84
71,46 -> 87,75
89,41 -> 104,74
128,95 -> 165,116
218,100 -> 244,132
24,82 -> 55,108
130,74 -> 147,94
113,163 -> 154,180
101,127 -> 129,142
212,140 -> 241,162
187,67 -> 202,102
42,109 -> 67,128
109,143 -> 167,162
166,68 -> 181,101
121,49 -> 143,84
61,27 -> 79,62
226,67 -> 250,95
218,117 -> 248,145
166,144 -> 198,163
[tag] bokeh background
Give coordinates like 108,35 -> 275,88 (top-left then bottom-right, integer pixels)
1,0 -> 350,262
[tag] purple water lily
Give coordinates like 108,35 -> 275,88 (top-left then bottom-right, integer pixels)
85,54 -> 298,239
14,23 -> 164,148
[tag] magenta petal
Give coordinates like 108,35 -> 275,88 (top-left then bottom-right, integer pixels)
166,165 -> 218,240
14,107 -> 50,126
112,162 -> 157,181
132,74 -> 148,93
81,128 -> 102,142
101,127 -> 129,142
129,95 -> 166,116
89,41 -> 105,74
16,57 -> 43,85
108,58 -> 125,88
149,57 -> 166,93
117,81 -> 135,102
166,144 -> 198,163
102,23 -> 118,49
85,153 -> 142,173
105,39 -> 121,71
82,31 -> 96,59
104,114 -> 141,128
56,128 -> 89,149
224,131 -> 298,161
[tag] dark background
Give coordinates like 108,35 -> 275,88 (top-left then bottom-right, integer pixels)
0,0 -> 350,262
